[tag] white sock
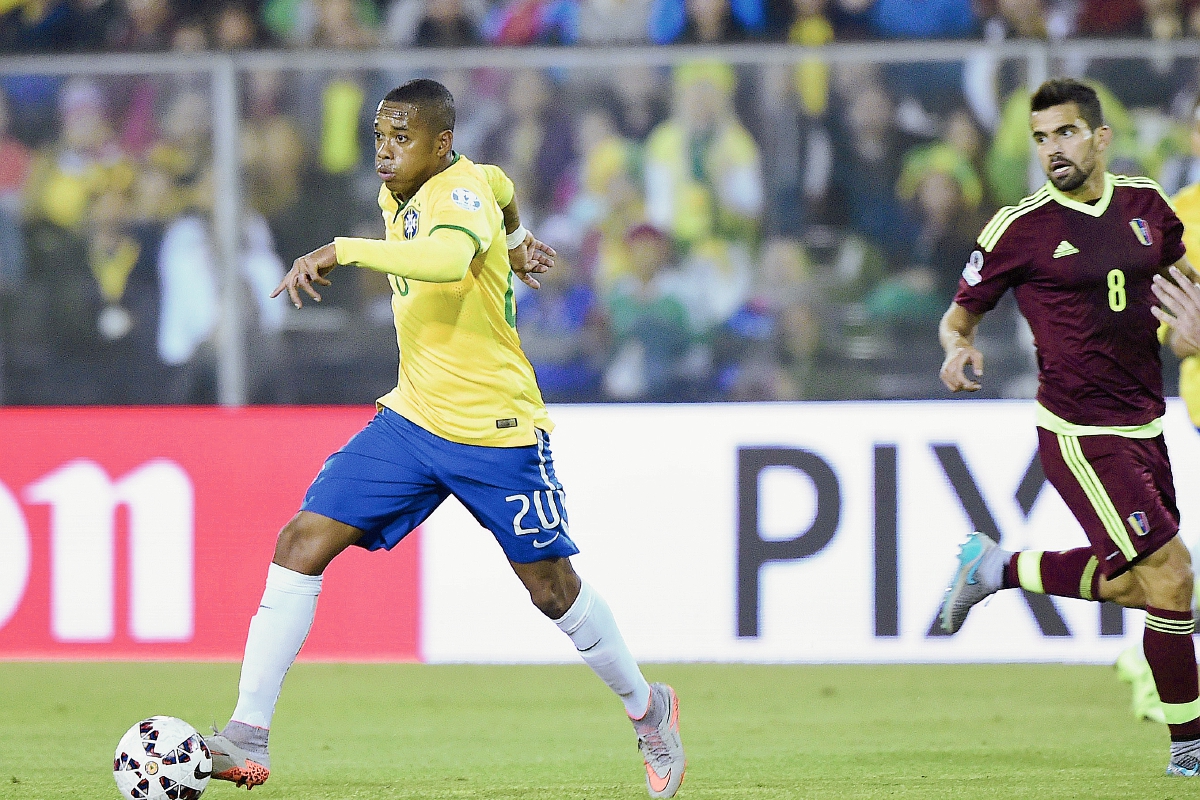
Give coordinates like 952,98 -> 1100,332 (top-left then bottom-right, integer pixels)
554,580 -> 652,718
230,563 -> 323,730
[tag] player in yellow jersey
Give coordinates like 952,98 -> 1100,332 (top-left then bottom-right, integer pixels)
204,79 -> 686,798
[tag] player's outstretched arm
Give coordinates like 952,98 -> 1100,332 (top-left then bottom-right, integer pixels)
939,301 -> 985,392
271,242 -> 337,309
1152,264 -> 1200,358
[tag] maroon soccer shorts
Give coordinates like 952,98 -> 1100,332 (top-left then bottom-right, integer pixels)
1037,428 -> 1180,577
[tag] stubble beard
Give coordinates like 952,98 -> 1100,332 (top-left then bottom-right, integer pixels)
1047,147 -> 1095,193
1049,163 -> 1090,192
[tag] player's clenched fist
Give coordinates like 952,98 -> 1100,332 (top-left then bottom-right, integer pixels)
940,345 -> 984,392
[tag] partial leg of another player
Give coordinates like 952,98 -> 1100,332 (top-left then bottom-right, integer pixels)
941,537 -> 1146,635
208,510 -> 364,789
510,557 -> 686,799
940,533 -> 1200,775
1128,538 -> 1200,776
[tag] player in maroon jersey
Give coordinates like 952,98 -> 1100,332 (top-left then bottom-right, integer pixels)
936,77 -> 1200,776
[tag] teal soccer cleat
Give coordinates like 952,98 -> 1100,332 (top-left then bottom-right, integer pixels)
939,532 -> 1004,634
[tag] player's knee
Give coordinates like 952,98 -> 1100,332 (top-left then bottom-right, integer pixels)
1142,554 -> 1194,609
272,513 -> 347,575
526,579 -> 575,619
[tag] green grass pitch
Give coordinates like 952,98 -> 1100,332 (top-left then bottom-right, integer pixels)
0,662 -> 1190,799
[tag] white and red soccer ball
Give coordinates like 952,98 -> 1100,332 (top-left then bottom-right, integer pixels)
113,716 -> 211,800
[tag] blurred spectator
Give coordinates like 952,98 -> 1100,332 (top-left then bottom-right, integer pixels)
833,0 -> 976,113
212,1 -> 273,49
716,237 -> 819,400
263,0 -> 379,47
319,73 -> 367,175
241,70 -> 306,224
602,224 -> 693,400
943,106 -> 987,180
14,79 -> 158,402
483,69 -> 577,218
835,0 -> 976,37
759,60 -> 834,237
0,89 -> 32,292
0,0 -> 119,52
649,0 -> 764,43
384,0 -> 488,45
1160,101 -> 1200,196
481,0 -> 653,44
610,65 -> 670,141
1073,0 -> 1169,37
482,0 -> 573,44
314,0 -> 379,46
414,0 -> 482,45
864,142 -> 984,325
828,73 -> 919,256
574,0 -> 653,43
515,220 -> 607,401
171,12 -> 210,50
570,100 -> 645,288
24,79 -> 134,235
145,88 -> 213,216
107,0 -> 175,51
787,0 -> 834,113
644,61 -> 763,252
975,0 -> 1047,38
434,69 -> 506,156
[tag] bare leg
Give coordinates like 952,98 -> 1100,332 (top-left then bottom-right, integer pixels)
272,510 -> 365,575
511,556 -> 651,718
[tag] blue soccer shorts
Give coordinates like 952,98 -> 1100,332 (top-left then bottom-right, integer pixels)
301,407 -> 579,564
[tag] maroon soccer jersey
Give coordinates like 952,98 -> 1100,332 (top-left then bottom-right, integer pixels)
954,174 -> 1186,426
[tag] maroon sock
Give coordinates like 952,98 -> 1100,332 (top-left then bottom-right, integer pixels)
1001,548 -> 1101,600
1002,553 -> 1019,589
1144,606 -> 1200,740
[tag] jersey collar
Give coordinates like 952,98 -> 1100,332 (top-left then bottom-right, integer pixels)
389,153 -> 465,213
1044,171 -> 1113,217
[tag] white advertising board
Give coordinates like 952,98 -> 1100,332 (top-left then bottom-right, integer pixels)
420,400 -> 1200,664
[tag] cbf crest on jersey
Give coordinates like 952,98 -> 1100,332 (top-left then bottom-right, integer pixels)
451,187 -> 482,212
403,207 -> 419,239
1130,218 -> 1152,246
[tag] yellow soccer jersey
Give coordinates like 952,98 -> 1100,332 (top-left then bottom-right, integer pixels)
334,155 -> 552,446
1171,182 -> 1200,427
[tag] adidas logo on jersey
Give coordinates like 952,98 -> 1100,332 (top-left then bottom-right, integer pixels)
1052,240 -> 1080,258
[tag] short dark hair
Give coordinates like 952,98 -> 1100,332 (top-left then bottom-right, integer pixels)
382,79 -> 455,134
1030,78 -> 1104,131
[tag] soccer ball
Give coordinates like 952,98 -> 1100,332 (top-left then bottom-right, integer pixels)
113,716 -> 212,800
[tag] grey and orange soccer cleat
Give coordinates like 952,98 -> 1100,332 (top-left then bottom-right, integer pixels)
633,683 -> 686,798
939,532 -> 1005,634
206,722 -> 271,790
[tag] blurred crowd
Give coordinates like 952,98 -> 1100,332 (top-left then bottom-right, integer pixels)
1,6 -> 1199,404
6,0 -> 1200,51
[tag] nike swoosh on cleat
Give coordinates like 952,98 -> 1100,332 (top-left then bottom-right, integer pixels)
646,764 -> 673,794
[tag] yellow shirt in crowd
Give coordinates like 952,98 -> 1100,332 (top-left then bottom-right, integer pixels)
333,155 -> 552,446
